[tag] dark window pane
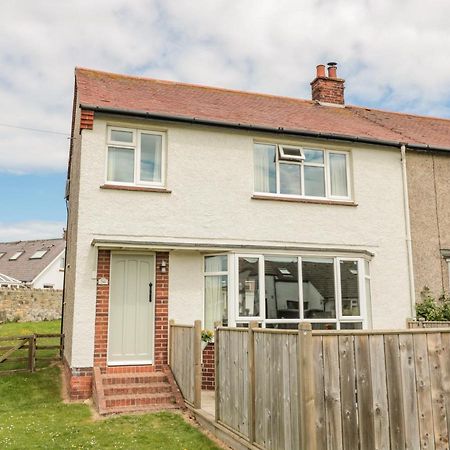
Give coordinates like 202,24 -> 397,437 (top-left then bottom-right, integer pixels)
340,260 -> 360,316
254,144 -> 276,193
302,259 -> 336,319
304,166 -> 325,197
238,257 -> 260,317
265,257 -> 299,320
340,322 -> 362,330
311,322 -> 337,330
280,163 -> 301,195
265,323 -> 299,329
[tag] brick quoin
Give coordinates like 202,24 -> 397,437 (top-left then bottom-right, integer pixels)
202,343 -> 215,390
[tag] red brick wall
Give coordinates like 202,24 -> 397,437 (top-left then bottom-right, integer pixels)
311,77 -> 345,105
154,252 -> 169,369
94,249 -> 110,369
202,343 -> 215,390
63,357 -> 93,400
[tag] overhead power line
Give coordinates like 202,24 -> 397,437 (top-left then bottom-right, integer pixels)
0,122 -> 70,136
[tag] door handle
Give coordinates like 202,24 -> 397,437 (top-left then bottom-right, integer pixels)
149,282 -> 153,303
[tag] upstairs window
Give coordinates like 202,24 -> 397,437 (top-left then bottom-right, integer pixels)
254,142 -> 350,200
106,127 -> 165,186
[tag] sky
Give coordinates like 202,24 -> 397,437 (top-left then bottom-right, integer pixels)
1,0 -> 450,241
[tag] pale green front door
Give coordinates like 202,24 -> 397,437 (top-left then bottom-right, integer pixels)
108,254 -> 155,365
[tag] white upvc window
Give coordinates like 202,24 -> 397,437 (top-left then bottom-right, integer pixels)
106,126 -> 166,187
204,255 -> 229,330
254,142 -> 351,200
233,254 -> 368,329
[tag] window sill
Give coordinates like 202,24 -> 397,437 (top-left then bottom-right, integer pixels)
100,184 -> 172,193
251,194 -> 357,206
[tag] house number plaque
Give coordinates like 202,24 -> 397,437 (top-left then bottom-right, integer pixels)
97,277 -> 109,285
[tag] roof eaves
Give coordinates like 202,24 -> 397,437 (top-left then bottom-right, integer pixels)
80,103 -> 408,149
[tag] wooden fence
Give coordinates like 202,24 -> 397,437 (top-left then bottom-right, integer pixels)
0,333 -> 63,375
169,320 -> 201,408
215,324 -> 450,450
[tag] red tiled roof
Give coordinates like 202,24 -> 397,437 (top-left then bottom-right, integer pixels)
75,67 -> 450,150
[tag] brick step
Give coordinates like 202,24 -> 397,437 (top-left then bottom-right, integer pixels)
102,372 -> 167,385
105,392 -> 176,408
101,403 -> 180,416
103,382 -> 172,396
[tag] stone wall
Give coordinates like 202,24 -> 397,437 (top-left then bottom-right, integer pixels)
0,288 -> 62,323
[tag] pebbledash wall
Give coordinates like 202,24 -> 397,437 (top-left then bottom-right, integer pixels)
0,288 -> 62,323
63,113 -> 414,396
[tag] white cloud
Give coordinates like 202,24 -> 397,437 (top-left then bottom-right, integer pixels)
2,0 -> 450,173
0,221 -> 65,242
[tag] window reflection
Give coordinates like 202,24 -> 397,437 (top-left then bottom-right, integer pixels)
264,257 -> 299,319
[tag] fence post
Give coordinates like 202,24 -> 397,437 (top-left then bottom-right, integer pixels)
214,322 -> 221,422
193,320 -> 202,409
248,321 -> 258,444
169,319 -> 175,367
28,335 -> 36,373
298,322 -> 317,450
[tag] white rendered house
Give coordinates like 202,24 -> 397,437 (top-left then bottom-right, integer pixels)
63,64 -> 421,400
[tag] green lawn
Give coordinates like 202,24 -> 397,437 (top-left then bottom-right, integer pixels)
0,319 -> 61,337
0,320 -> 62,372
0,366 -> 220,449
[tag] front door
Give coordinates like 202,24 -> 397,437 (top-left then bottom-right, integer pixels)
108,253 -> 155,365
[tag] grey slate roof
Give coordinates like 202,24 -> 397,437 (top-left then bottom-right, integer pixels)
0,239 -> 65,283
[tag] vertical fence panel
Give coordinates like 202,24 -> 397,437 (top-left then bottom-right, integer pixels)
427,333 -> 449,450
369,335 -> 390,450
355,334 -> 375,450
312,336 -> 327,450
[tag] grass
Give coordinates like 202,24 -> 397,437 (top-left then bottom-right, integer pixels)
0,319 -> 61,337
0,320 -> 62,372
0,367 -> 220,449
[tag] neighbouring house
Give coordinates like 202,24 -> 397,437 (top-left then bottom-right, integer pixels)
0,239 -> 65,289
62,62 -> 450,404
0,273 -> 22,288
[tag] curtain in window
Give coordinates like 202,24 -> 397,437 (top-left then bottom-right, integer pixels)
254,144 -> 276,193
329,153 -> 348,196
107,147 -> 134,182
140,134 -> 162,182
204,256 -> 228,329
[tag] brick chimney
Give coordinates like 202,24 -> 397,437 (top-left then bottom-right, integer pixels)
311,62 -> 345,106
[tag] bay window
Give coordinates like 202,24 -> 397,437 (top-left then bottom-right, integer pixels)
204,253 -> 369,330
254,142 -> 350,200
106,126 -> 165,186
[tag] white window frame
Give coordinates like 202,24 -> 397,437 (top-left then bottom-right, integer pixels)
254,142 -> 351,201
203,254 -> 230,330
106,126 -> 166,187
230,253 -> 367,329
235,254 -> 265,322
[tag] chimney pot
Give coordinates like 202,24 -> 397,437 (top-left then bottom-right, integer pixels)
327,62 -> 337,78
316,64 -> 326,78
